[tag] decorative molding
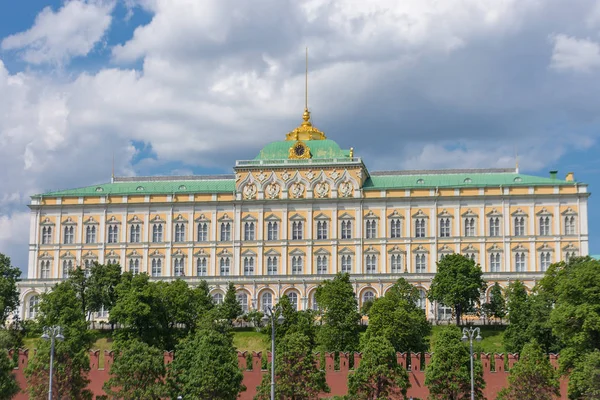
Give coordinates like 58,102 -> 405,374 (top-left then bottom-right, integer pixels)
561,207 -> 578,216
412,210 -> 429,219
512,244 -> 529,252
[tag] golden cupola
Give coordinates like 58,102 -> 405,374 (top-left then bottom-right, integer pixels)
285,108 -> 327,141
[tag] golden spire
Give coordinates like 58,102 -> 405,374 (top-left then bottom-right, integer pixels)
286,47 -> 326,141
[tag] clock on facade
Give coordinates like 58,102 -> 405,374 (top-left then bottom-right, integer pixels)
289,141 -> 310,159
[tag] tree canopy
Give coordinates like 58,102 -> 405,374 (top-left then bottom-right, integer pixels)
363,278 -> 431,353
568,349 -> 600,399
220,282 -> 243,322
348,336 -> 410,400
482,282 -> 506,322
428,254 -> 486,325
497,340 -> 560,400
0,348 -> 19,400
0,253 -> 21,326
425,326 -> 485,400
315,272 -> 361,352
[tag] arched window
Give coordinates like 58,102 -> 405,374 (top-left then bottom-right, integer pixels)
173,258 -> 184,276
63,226 -> 74,244
129,259 -> 139,275
439,218 -> 451,237
220,222 -> 231,241
287,292 -> 299,310
514,217 -> 525,236
220,258 -> 230,276
539,216 -> 551,236
415,254 -> 427,273
416,289 -> 427,311
292,221 -> 303,240
42,227 -> 52,244
390,254 -> 402,273
196,258 -> 207,276
341,220 -> 352,239
151,258 -> 162,277
174,223 -> 185,242
130,224 -> 140,243
540,252 -> 552,272
237,293 -> 248,314
267,221 -> 279,241
213,293 -> 224,305
291,256 -> 302,274
243,257 -> 255,276
261,292 -> 273,312
152,224 -> 163,242
464,218 -> 476,237
415,218 -> 426,238
489,253 -> 501,273
390,218 -> 402,238
489,217 -> 500,237
365,220 -> 377,239
62,260 -> 72,279
362,290 -> 375,305
565,216 -> 576,235
197,222 -> 208,241
317,221 -> 328,240
341,255 -> 352,273
515,252 -> 526,272
28,295 -> 39,319
365,255 -> 377,274
40,260 -> 51,279
312,292 -> 319,311
316,256 -> 327,274
267,256 -> 278,275
86,226 -> 97,244
244,222 -> 255,241
108,225 -> 119,243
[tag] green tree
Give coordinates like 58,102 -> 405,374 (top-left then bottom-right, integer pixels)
348,336 -> 410,400
0,253 -> 21,326
255,332 -> 329,400
220,282 -> 243,322
497,340 -> 560,400
482,282 -> 506,322
24,281 -> 93,399
548,257 -> 600,371
363,278 -> 431,353
67,266 -> 90,319
103,339 -> 168,400
315,273 -> 361,352
425,327 -> 485,400
0,348 -> 19,400
168,324 -> 245,399
503,281 -> 531,354
428,254 -> 486,325
86,262 -> 122,316
569,350 -> 600,399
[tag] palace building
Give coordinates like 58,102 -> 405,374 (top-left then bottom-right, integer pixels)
17,106 -> 590,321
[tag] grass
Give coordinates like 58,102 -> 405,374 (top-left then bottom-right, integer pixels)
233,330 -> 269,354
429,325 -> 506,354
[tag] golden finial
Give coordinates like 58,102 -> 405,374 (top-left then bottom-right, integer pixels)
286,47 -> 326,141
349,147 -> 354,157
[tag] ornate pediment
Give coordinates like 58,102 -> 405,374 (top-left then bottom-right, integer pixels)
461,209 -> 478,218
536,208 -> 553,216
388,245 -> 406,254
462,244 -> 479,253
387,210 -> 404,219
412,210 -> 429,219
83,216 -> 99,225
173,214 -> 188,223
438,244 -> 454,254
487,244 -> 503,253
561,207 -> 578,216
364,210 -> 379,220
437,209 -> 453,218
512,244 -> 529,252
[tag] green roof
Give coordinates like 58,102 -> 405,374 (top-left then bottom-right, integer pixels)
255,139 -> 350,160
363,172 -> 578,190
37,178 -> 235,197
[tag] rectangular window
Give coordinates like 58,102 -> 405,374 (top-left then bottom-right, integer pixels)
197,223 -> 208,241
439,218 -> 451,237
292,222 -> 303,240
415,254 -> 427,273
220,258 -> 230,275
489,217 -> 500,237
390,254 -> 402,273
42,227 -> 53,244
220,222 -> 231,241
130,225 -> 141,243
86,226 -> 97,244
267,257 -> 278,275
62,260 -> 72,279
174,223 -> 186,242
40,261 -> 50,279
243,257 -> 255,276
341,255 -> 352,273
152,224 -> 163,242
129,259 -> 140,275
464,218 -> 476,237
514,217 -> 525,237
390,219 -> 402,238
267,221 -> 279,241
317,221 -> 328,240
515,252 -> 526,272
291,256 -> 302,274
244,222 -> 255,241
173,259 -> 185,276
341,221 -> 352,239
415,219 -> 426,238
365,220 -> 377,239
151,259 -> 162,277
489,253 -> 501,272
365,255 -> 377,273
63,226 -> 74,244
197,258 -> 207,276
107,225 -> 119,243
565,216 -> 576,235
540,252 -> 552,271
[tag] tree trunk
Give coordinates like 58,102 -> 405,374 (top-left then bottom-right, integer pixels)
455,304 -> 462,326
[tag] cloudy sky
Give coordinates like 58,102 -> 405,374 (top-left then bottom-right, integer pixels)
1,0 -> 600,273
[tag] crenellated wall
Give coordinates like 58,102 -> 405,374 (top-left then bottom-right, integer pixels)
7,349 -> 569,399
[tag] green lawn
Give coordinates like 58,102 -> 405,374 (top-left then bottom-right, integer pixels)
233,330 -> 269,354
429,325 -> 506,354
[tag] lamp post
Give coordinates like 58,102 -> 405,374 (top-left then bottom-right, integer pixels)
262,306 -> 284,400
461,327 -> 482,400
41,326 -> 64,400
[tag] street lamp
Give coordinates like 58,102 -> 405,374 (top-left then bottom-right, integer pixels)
262,306 -> 284,400
41,326 -> 64,400
461,327 -> 482,400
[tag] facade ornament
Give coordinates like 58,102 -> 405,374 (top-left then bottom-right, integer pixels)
330,170 -> 339,180
315,182 -> 330,198
339,181 -> 353,197
243,183 -> 257,200
266,183 -> 281,199
257,170 -> 266,182
306,169 -> 315,180
235,173 -> 241,181
291,182 -> 305,199
282,170 -> 290,181
357,169 -> 363,179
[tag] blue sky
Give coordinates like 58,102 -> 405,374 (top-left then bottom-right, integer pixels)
1,0 -> 600,272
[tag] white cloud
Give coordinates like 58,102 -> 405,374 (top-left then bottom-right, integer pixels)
1,0 -> 115,65
550,34 -> 600,72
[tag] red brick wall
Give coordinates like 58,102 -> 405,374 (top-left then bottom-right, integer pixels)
8,350 -> 569,399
